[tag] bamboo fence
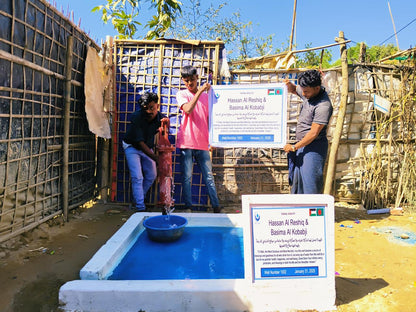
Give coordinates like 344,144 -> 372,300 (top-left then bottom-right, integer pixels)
108,39 -> 416,212
1,0 -> 415,243
0,0 -> 98,242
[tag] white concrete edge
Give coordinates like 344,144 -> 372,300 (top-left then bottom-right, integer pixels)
80,212 -> 245,280
59,279 -> 336,312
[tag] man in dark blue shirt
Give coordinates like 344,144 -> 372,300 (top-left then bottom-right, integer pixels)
123,92 -> 169,211
284,70 -> 333,194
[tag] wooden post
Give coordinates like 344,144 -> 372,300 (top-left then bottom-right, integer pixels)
99,36 -> 113,203
385,72 -> 394,202
359,42 -> 366,63
319,49 -> 325,69
63,35 -> 73,221
213,38 -> 221,85
387,1 -> 400,50
324,31 -> 348,195
289,0 -> 297,51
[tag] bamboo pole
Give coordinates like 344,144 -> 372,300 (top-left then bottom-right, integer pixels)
157,43 -> 164,97
152,42 -> 165,205
385,74 -> 394,200
0,50 -> 65,81
289,0 -> 297,51
378,47 -> 416,63
99,36 -> 114,203
110,40 -> 119,202
395,151 -> 407,208
63,35 -> 73,222
324,31 -> 349,195
359,42 -> 366,63
387,1 -> 400,50
213,39 -> 221,85
230,40 -> 351,67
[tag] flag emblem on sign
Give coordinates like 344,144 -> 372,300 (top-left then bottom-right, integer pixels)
267,88 -> 281,95
309,208 -> 324,216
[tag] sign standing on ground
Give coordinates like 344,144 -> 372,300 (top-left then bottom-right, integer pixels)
250,204 -> 327,280
241,194 -> 336,311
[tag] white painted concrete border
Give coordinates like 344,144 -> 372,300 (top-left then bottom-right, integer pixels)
59,278 -> 334,312
60,196 -> 336,312
80,212 -> 243,280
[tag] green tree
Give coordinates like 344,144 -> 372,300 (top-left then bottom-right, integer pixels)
165,0 -> 292,61
331,43 -> 398,66
93,0 -> 334,68
365,44 -> 398,62
92,0 -> 182,39
165,0 -> 254,60
296,43 -> 333,69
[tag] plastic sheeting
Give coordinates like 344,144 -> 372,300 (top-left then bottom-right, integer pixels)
85,46 -> 111,139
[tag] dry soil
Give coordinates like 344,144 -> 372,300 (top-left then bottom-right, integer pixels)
0,203 -> 415,312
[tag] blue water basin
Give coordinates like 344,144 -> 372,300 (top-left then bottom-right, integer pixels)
143,214 -> 188,242
108,226 -> 244,280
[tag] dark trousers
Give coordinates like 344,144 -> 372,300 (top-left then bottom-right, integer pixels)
288,138 -> 328,194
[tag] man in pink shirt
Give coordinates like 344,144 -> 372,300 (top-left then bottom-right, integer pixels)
176,65 -> 221,212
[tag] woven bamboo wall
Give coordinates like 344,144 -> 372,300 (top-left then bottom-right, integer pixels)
332,64 -> 409,208
214,65 -> 409,207
111,39 -> 224,209
0,3 -> 411,243
110,40 -> 411,209
0,0 -> 97,242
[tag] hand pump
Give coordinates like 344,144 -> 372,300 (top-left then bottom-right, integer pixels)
157,119 -> 175,214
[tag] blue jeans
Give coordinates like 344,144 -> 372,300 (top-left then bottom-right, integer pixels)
290,138 -> 328,194
180,149 -> 220,208
124,145 -> 157,210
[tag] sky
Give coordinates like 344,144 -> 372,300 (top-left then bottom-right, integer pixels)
50,0 -> 416,58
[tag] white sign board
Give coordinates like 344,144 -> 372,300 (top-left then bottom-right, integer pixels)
251,205 -> 327,280
241,194 -> 336,311
208,83 -> 287,148
374,94 -> 391,114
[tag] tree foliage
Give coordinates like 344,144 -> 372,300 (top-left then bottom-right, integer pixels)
331,43 -> 398,66
165,0 -> 335,66
296,43 -> 333,69
165,0 -> 286,61
93,1 -> 397,69
92,0 -> 182,39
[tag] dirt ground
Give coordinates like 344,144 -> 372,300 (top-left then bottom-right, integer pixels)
0,202 -> 415,312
